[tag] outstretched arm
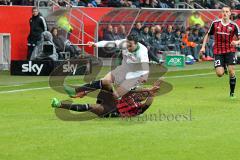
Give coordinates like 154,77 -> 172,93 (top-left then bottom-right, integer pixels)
200,21 -> 215,55
231,36 -> 240,46
199,33 -> 209,55
87,39 -> 127,48
138,79 -> 162,113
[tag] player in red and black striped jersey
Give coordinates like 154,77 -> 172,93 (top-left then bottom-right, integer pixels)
200,6 -> 240,98
51,80 -> 162,118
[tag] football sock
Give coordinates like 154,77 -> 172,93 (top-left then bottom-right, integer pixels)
75,80 -> 102,93
224,65 -> 228,75
230,75 -> 236,95
61,103 -> 91,112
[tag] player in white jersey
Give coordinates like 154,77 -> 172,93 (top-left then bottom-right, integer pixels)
64,34 -> 149,99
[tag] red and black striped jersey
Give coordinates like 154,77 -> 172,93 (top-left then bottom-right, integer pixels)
116,93 -> 144,117
208,19 -> 240,54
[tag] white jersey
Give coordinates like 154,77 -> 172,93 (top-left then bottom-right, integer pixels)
95,39 -> 149,64
96,39 -> 149,89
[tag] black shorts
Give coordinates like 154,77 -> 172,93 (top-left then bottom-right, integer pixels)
214,52 -> 237,68
96,90 -> 119,118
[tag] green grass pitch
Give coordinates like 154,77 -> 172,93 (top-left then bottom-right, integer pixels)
1,62 -> 240,160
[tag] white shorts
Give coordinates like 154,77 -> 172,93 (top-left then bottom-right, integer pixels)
111,64 -> 149,91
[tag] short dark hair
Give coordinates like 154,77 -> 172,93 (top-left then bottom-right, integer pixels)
32,7 -> 38,11
51,27 -> 58,34
193,29 -> 198,33
127,34 -> 139,44
222,6 -> 231,11
175,29 -> 181,33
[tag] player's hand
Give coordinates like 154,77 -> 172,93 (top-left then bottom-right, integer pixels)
231,40 -> 239,46
199,47 -> 205,56
87,41 -> 96,47
149,79 -> 162,96
87,3 -> 94,7
153,78 -> 163,87
148,86 -> 160,96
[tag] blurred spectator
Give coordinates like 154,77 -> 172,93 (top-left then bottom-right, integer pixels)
131,22 -> 142,37
189,28 -> 201,60
149,26 -> 156,39
103,24 -> 114,40
27,7 -> 48,60
113,26 -> 121,40
189,29 -> 202,44
155,25 -> 163,33
140,0 -> 152,7
231,12 -> 238,21
161,25 -> 176,50
159,0 -> 172,8
131,0 -> 141,7
214,2 -> 221,9
78,0 -> 98,7
58,0 -> 71,7
56,14 -> 73,39
22,0 -> 34,5
11,0 -> 21,5
140,26 -> 151,47
51,27 -> 65,53
193,24 -> 205,37
51,27 -> 81,58
189,12 -> 205,27
204,35 -> 214,60
235,1 -> 240,10
95,0 -> 103,6
181,31 -> 190,55
165,0 -> 175,8
159,1 -> 169,8
0,0 -> 11,5
71,0 -> 79,6
31,31 -> 58,61
150,31 -> 165,51
120,0 -> 135,7
202,0 -> 216,9
119,25 -> 126,39
182,29 -> 199,61
106,0 -> 122,7
174,29 -> 182,53
235,14 -> 240,27
145,0 -> 159,8
149,31 -> 167,63
230,1 -> 237,9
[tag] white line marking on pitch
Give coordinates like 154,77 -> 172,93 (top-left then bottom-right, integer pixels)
0,87 -> 50,94
0,84 -> 23,88
163,72 -> 214,79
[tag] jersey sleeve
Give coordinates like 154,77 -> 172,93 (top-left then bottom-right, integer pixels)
39,16 -> 48,31
95,39 -> 127,48
207,21 -> 215,35
138,45 -> 149,63
234,24 -> 240,37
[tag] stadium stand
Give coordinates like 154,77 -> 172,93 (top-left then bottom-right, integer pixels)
0,0 -> 239,9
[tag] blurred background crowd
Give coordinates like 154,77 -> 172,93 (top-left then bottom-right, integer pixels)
100,21 -> 214,63
1,0 -> 240,10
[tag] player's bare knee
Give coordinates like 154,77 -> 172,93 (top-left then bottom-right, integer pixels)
90,104 -> 104,116
101,79 -> 112,85
216,72 -> 224,77
229,71 -> 235,78
228,68 -> 235,77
